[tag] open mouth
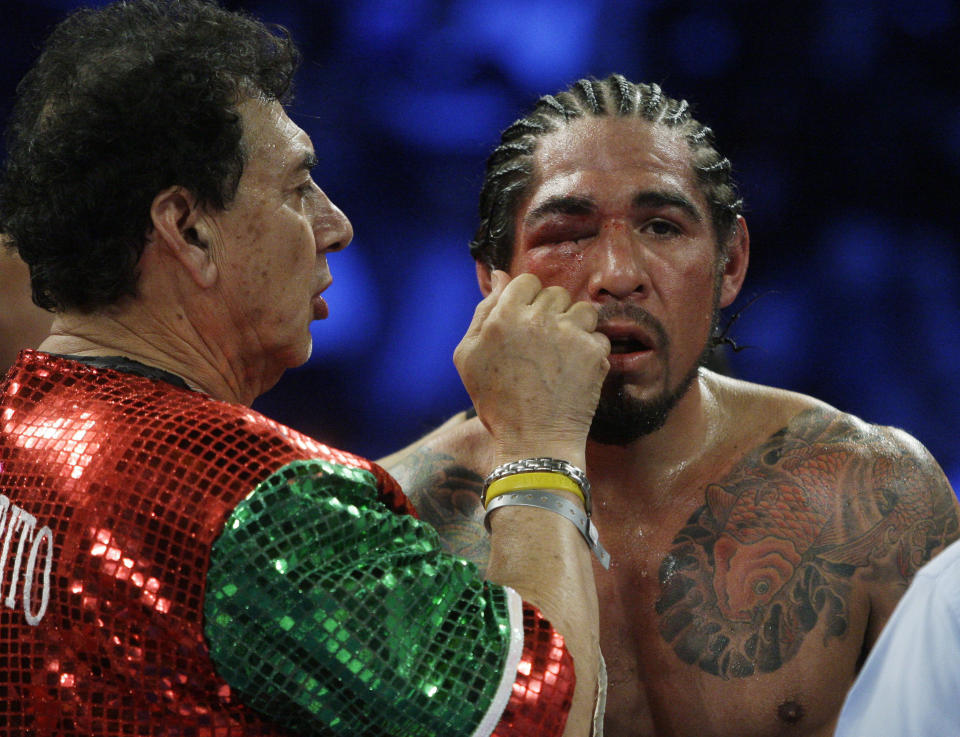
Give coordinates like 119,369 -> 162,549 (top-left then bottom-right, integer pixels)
609,336 -> 651,355
607,335 -> 654,354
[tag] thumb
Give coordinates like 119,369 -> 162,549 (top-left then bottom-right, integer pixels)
489,269 -> 509,295
462,270 -> 509,342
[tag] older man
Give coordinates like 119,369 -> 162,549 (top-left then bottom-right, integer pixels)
381,75 -> 960,737
0,2 -> 609,735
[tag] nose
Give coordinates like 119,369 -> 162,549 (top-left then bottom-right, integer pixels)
314,191 -> 353,253
587,221 -> 648,300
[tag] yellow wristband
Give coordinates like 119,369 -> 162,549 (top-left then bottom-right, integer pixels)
483,471 -> 585,508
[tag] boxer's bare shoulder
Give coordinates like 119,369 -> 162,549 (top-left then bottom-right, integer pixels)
382,410 -> 494,569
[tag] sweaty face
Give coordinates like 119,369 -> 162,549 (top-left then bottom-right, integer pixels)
507,116 -> 730,445
202,99 -> 352,378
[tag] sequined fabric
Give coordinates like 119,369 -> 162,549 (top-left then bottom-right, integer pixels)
0,351 -> 575,736
208,459 -> 512,734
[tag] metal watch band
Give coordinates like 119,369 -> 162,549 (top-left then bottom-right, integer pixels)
483,458 -> 592,514
483,489 -> 611,569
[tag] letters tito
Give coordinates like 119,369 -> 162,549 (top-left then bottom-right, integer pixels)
0,493 -> 53,625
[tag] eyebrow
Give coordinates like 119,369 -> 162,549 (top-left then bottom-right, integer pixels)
524,189 -> 703,225
632,191 -> 703,222
524,195 -> 596,225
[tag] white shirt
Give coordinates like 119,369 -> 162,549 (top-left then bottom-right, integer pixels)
834,537 -> 960,737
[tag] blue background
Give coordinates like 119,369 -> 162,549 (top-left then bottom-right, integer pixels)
3,0 -> 960,487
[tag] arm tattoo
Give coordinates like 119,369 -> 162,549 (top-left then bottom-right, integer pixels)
656,408 -> 960,678
388,447 -> 490,572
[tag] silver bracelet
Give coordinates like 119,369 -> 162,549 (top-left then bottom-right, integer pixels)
483,457 -> 592,514
484,489 -> 611,569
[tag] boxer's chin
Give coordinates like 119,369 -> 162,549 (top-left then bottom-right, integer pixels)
589,366 -> 699,446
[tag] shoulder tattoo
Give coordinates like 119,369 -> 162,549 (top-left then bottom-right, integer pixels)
387,447 -> 490,570
656,407 -> 960,678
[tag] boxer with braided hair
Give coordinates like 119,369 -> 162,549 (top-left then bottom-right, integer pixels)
471,75 -> 741,274
382,75 -> 960,736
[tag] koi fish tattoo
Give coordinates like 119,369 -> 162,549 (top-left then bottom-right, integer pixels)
656,408 -> 959,678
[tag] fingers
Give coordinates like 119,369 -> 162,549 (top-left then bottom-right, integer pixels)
590,330 -> 612,359
463,270 -> 511,341
495,272 -> 542,309
535,284 -> 573,313
561,300 -> 599,331
498,275 -> 574,314
455,271 -> 612,460
464,270 -> 601,343
489,269 -> 509,296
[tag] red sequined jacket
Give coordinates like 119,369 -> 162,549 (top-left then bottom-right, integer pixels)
0,351 -> 575,736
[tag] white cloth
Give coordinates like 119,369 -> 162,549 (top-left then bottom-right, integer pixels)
593,652 -> 607,737
834,537 -> 960,737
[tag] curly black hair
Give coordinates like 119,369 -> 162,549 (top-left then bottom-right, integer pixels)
0,0 -> 300,312
471,74 -> 743,271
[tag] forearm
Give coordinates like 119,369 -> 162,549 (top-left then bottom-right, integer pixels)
486,498 -> 600,737
454,272 -> 609,734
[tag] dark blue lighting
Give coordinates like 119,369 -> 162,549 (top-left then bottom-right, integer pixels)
949,106 -> 960,162
668,11 -> 739,78
368,244 -> 478,415
346,0 -> 433,45
308,246 -> 381,360
812,1 -> 880,80
729,286 -> 811,390
379,85 -> 515,150
451,0 -> 598,89
818,216 -> 893,293
887,0 -> 957,37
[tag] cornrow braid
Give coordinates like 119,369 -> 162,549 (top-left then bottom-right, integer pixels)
575,78 -> 601,115
612,74 -> 636,114
642,82 -> 664,118
663,98 -> 691,126
539,94 -> 571,121
470,74 -> 743,270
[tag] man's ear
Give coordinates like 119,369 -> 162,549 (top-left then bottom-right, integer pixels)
476,260 -> 494,297
149,186 -> 217,288
718,215 -> 750,309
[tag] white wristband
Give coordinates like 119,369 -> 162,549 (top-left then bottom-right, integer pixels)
484,489 -> 611,569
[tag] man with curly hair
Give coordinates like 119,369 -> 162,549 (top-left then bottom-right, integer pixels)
381,74 -> 960,737
0,2 -> 610,735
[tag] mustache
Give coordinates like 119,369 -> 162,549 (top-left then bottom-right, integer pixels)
596,302 -> 669,350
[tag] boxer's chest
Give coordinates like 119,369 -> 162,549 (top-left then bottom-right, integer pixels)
592,497 -> 861,737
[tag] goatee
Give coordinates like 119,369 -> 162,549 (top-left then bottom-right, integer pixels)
588,298 -> 720,446
589,362 -> 700,445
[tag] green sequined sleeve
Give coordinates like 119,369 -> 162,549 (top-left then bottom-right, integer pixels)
204,458 -> 517,736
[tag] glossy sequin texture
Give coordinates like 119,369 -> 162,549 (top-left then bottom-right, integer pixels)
0,351 -> 575,735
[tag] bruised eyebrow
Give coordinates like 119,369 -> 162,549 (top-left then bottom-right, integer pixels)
524,195 -> 597,225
